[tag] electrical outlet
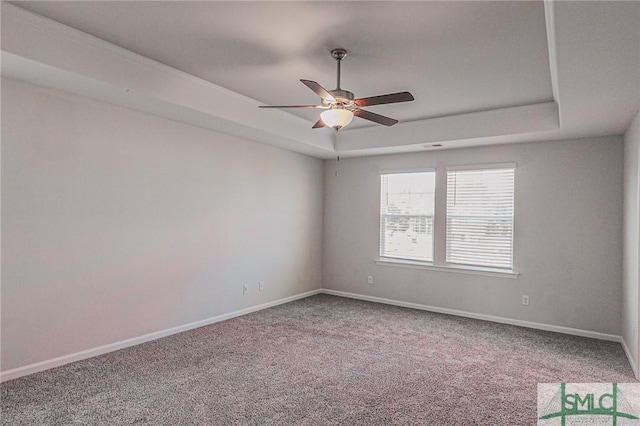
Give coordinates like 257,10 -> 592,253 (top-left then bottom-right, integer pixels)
522,295 -> 529,306
367,276 -> 373,284
243,284 -> 249,294
259,281 -> 264,291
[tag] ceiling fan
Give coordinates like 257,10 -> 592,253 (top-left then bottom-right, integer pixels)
259,49 -> 415,131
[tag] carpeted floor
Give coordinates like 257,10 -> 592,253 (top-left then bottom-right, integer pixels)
1,294 -> 636,425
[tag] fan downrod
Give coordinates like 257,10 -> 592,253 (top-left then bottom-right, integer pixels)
331,48 -> 347,90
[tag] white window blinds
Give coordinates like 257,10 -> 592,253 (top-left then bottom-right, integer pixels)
380,172 -> 435,262
446,167 -> 515,270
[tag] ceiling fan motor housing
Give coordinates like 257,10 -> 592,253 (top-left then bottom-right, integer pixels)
327,89 -> 355,107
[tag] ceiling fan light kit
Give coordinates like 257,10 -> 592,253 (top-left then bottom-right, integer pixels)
259,48 -> 415,131
320,108 -> 354,130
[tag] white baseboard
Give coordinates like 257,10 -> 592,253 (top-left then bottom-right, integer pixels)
621,337 -> 639,380
321,289 -> 622,343
3,288 -> 634,383
0,289 -> 321,382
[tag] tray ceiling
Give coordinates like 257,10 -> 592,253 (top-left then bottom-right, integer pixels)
2,1 -> 639,158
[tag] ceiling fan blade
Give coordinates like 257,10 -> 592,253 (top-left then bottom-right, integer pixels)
353,109 -> 399,126
354,91 -> 414,107
300,79 -> 336,103
258,105 -> 326,109
312,118 -> 326,129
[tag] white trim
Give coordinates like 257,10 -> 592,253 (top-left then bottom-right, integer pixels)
2,3 -> 260,106
338,101 -> 560,153
1,3 -> 334,159
0,289 -> 321,382
3,288 -> 632,383
375,257 -> 519,279
544,0 -> 562,126
621,337 -> 639,380
321,289 -> 621,342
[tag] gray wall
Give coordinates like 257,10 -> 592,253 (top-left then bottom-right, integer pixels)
1,75 -> 631,375
623,110 -> 640,373
1,78 -> 324,372
323,136 -> 623,335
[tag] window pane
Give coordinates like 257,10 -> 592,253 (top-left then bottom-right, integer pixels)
380,172 -> 435,262
446,168 -> 514,270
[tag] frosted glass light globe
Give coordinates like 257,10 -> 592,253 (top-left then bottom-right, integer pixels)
320,109 -> 354,130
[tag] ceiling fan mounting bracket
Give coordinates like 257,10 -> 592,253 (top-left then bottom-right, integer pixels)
330,48 -> 347,61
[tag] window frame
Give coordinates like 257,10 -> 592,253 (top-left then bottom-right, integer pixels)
379,168 -> 436,263
377,163 -> 518,278
445,163 -> 516,271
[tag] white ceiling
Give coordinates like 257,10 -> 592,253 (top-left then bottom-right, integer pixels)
2,1 -> 639,158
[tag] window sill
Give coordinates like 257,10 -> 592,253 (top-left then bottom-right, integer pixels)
374,258 -> 520,279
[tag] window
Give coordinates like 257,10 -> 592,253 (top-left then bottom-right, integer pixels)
380,171 -> 435,262
378,164 -> 515,274
446,167 -> 515,270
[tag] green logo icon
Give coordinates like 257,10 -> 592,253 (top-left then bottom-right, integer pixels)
539,383 -> 639,425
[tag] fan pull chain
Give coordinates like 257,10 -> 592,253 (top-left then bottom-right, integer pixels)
333,127 -> 340,177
